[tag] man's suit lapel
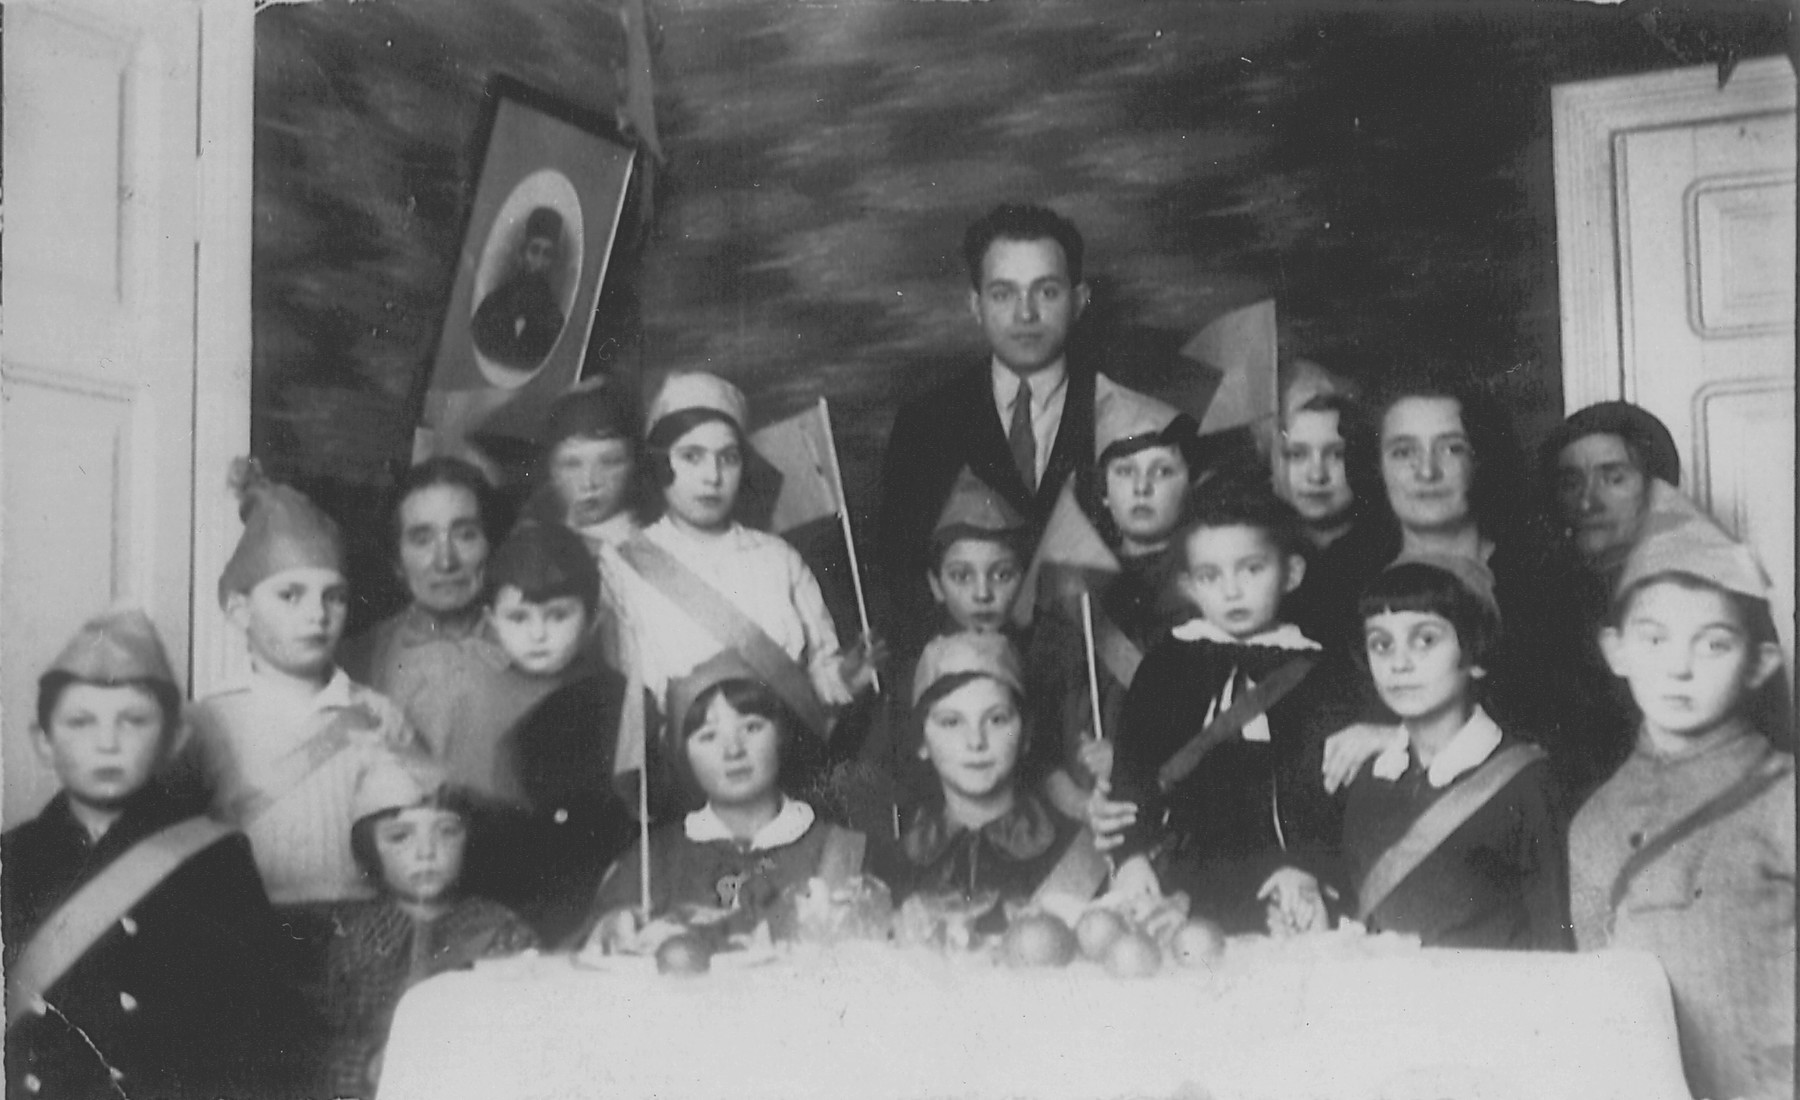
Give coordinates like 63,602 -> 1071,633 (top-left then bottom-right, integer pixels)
1036,365 -> 1096,516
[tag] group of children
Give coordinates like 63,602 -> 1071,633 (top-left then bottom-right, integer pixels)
5,370 -> 1791,1100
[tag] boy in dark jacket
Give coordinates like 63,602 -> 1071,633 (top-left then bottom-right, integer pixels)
1091,484 -> 1361,934
4,609 -> 314,1099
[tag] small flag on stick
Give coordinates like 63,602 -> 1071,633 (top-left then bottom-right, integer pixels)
1012,480 -> 1120,630
749,398 -> 879,692
1176,298 -> 1279,437
1079,590 -> 1107,742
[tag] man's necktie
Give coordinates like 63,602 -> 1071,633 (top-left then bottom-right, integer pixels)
1008,377 -> 1036,492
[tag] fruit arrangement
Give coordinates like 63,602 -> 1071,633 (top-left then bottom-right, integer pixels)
1004,896 -> 1227,979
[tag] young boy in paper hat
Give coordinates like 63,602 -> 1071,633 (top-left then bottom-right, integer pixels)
1570,482 -> 1793,1100
853,468 -> 1032,832
178,462 -> 426,987
326,751 -> 537,1100
1020,386 -> 1200,818
4,609 -> 314,1100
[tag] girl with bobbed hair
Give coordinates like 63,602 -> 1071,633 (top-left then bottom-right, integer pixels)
596,371 -> 878,750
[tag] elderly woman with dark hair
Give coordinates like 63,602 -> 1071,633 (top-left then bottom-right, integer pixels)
341,457 -> 554,773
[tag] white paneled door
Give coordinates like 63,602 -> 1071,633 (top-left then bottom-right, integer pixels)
1555,57 -> 1797,675
2,0 -> 252,826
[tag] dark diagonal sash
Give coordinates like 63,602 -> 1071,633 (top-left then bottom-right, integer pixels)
1608,750 -> 1790,919
1357,742 -> 1543,921
1156,656 -> 1317,793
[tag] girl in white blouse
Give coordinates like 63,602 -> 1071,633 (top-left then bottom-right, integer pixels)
599,371 -> 876,741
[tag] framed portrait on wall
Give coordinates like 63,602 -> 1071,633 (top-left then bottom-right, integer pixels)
417,76 -> 638,461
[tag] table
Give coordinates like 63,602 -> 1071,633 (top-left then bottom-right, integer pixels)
378,941 -> 1690,1100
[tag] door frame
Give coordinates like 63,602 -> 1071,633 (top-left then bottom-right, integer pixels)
1552,55 -> 1797,411
191,0 -> 256,698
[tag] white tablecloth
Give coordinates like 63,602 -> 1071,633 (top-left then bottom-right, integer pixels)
377,943 -> 1689,1100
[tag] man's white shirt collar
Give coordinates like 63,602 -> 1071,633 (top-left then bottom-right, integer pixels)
1371,704 -> 1503,788
684,797 -> 815,851
991,359 -> 1066,413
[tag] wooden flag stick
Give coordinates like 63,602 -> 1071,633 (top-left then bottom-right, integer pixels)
816,397 -> 879,694
1079,589 -> 1106,741
637,720 -> 653,920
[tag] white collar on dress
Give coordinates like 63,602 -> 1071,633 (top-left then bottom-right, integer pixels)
684,797 -> 815,851
1371,704 -> 1503,788
1169,618 -> 1321,651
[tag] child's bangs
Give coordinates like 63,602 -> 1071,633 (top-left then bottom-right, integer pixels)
682,678 -> 798,740
1358,561 -> 1498,663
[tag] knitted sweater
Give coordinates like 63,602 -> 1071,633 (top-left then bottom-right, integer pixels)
183,669 -> 424,904
1570,724 -> 1795,1100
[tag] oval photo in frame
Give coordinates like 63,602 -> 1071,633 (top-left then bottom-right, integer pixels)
469,169 -> 586,388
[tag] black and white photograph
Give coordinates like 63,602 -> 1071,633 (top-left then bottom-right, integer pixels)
1,1 -> 1793,1098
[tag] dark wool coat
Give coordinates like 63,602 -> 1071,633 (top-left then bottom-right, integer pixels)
1342,734 -> 1572,950
467,669 -> 640,945
1110,633 -> 1363,931
3,788 -> 317,1100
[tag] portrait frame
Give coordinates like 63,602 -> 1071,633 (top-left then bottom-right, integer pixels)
416,76 -> 639,455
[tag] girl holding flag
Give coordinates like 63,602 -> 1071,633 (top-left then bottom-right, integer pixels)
597,371 -> 880,751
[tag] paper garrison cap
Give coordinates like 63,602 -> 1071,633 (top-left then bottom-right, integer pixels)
1542,401 -> 1681,488
1386,549 -> 1502,622
665,649 -> 771,743
47,607 -> 179,689
934,467 -> 1028,539
486,520 -> 601,613
912,631 -> 1024,708
1092,384 -> 1191,463
351,751 -> 451,824
645,371 -> 749,438
218,459 -> 344,607
1617,480 -> 1771,602
544,380 -> 639,450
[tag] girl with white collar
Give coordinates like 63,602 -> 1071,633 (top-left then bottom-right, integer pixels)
1339,553 -> 1570,949
577,652 -> 864,948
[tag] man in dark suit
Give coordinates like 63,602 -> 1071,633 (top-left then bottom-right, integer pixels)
878,203 -> 1154,654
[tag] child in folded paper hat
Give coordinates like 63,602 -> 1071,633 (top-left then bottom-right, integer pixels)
1569,483 -> 1793,1100
175,461 -> 426,983
326,751 -> 537,1100
1336,553 -> 1571,949
1087,481 -> 1365,935
1020,385 -> 1201,818
577,650 -> 866,950
865,632 -> 1083,934
595,371 -> 879,751
5,608 -> 317,1100
850,469 -> 1033,836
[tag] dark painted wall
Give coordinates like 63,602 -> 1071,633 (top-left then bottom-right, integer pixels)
251,0 -> 1787,628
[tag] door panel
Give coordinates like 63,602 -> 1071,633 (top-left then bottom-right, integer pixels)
2,1 -> 201,825
1617,108 -> 1796,664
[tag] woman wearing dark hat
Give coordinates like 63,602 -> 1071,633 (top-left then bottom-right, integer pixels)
1535,401 -> 1684,803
